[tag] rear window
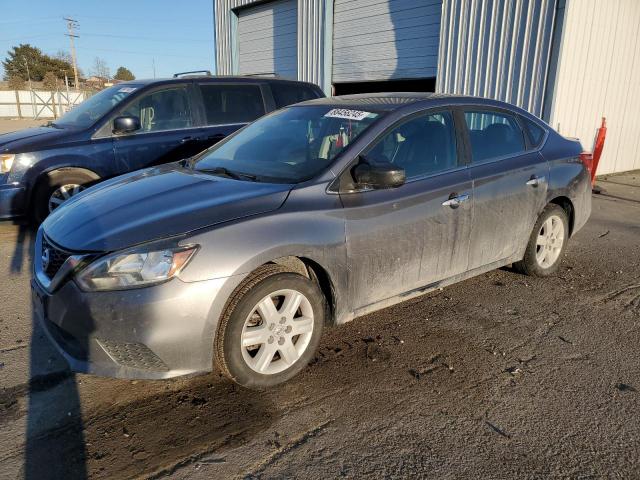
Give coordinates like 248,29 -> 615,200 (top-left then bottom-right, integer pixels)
199,84 -> 265,125
464,111 -> 526,163
522,116 -> 547,147
271,83 -> 320,108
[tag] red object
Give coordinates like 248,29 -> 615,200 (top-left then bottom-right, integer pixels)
582,117 -> 607,185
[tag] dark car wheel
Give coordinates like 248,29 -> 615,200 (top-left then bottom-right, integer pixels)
215,264 -> 325,389
32,170 -> 97,224
514,204 -> 569,277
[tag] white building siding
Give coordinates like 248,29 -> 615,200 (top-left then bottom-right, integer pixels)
332,0 -> 442,83
547,0 -> 640,175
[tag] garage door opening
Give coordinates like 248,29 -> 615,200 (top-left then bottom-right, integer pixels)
333,78 -> 436,96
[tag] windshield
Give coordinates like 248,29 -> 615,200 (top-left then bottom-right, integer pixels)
192,105 -> 381,183
54,84 -> 141,128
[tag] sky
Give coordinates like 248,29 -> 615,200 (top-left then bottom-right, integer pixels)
0,0 -> 216,80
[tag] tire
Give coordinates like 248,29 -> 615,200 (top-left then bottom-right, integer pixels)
514,204 -> 569,277
32,170 -> 98,224
215,264 -> 325,389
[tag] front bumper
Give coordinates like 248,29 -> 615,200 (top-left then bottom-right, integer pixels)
31,273 -> 243,379
0,182 -> 26,219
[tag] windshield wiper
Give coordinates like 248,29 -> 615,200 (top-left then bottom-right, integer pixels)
195,166 -> 257,182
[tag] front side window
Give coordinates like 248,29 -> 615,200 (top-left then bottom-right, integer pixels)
199,84 -> 265,125
192,105 -> 381,183
464,111 -> 525,163
54,84 -> 141,129
121,86 -> 193,132
366,111 -> 458,179
271,83 -> 319,108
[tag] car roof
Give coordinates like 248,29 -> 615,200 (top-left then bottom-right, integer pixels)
294,92 -> 527,114
116,76 -> 321,88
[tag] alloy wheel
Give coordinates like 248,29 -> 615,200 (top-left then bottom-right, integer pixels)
48,184 -> 85,212
535,214 -> 565,268
240,289 -> 314,375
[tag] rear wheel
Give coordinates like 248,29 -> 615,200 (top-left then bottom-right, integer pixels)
32,170 -> 97,223
215,265 -> 324,388
514,204 -> 569,277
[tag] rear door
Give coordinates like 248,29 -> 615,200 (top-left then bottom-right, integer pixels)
112,83 -> 203,173
193,82 -> 268,152
340,109 -> 472,311
463,108 -> 549,270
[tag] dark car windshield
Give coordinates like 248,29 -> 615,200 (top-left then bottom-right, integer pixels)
192,105 -> 381,183
54,84 -> 141,129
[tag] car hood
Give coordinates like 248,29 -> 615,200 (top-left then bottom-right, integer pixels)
0,126 -> 71,152
43,165 -> 293,252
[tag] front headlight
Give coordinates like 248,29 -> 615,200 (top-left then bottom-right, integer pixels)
76,245 -> 198,291
0,154 -> 15,174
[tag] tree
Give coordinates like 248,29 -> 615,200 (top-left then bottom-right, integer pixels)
7,74 -> 25,90
91,57 -> 110,80
42,71 -> 57,90
2,44 -> 73,81
114,66 -> 135,81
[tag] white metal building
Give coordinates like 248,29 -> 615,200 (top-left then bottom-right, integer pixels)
214,0 -> 640,175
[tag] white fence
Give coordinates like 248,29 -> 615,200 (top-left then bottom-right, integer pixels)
0,89 -> 87,119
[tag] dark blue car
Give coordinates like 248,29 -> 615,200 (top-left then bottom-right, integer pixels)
0,75 -> 323,222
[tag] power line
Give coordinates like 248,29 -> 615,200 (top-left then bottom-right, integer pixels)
81,33 -> 211,44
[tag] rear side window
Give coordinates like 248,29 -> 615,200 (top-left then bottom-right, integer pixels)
199,84 -> 265,125
464,111 -> 526,163
270,83 -> 320,108
522,116 -> 547,147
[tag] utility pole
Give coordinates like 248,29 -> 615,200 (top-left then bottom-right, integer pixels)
64,17 -> 80,90
152,58 -> 156,78
22,57 -> 32,90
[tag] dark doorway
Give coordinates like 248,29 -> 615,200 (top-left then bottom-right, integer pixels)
333,77 -> 436,96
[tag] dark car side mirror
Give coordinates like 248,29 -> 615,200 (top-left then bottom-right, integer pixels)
353,158 -> 405,189
113,116 -> 141,135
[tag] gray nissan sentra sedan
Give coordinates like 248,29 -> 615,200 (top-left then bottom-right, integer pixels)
32,93 -> 591,388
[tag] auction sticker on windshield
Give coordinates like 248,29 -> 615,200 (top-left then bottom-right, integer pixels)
324,108 -> 376,121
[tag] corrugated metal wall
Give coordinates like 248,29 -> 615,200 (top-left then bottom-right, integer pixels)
332,0 -> 442,83
214,0 -> 332,91
436,0 -> 557,118
237,0 -> 298,78
546,0 -> 640,175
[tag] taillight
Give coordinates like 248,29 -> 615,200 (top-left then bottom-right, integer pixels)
579,152 -> 593,173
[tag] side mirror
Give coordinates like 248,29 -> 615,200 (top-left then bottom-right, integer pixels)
353,158 -> 405,189
113,116 -> 141,135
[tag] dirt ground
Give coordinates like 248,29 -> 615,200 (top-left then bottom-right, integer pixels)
0,118 -> 45,133
0,167 -> 639,479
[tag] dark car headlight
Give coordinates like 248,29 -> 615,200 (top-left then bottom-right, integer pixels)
76,244 -> 198,291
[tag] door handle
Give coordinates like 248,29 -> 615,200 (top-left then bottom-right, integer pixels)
526,175 -> 546,187
180,136 -> 199,144
442,193 -> 470,208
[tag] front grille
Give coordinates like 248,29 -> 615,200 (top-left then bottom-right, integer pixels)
97,339 -> 169,371
41,236 -> 71,279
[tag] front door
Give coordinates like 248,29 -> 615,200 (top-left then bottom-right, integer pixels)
463,109 -> 549,269
112,84 -> 204,174
340,110 -> 472,311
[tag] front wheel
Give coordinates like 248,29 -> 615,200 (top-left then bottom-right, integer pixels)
215,265 -> 325,388
32,170 -> 97,224
514,204 -> 569,277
